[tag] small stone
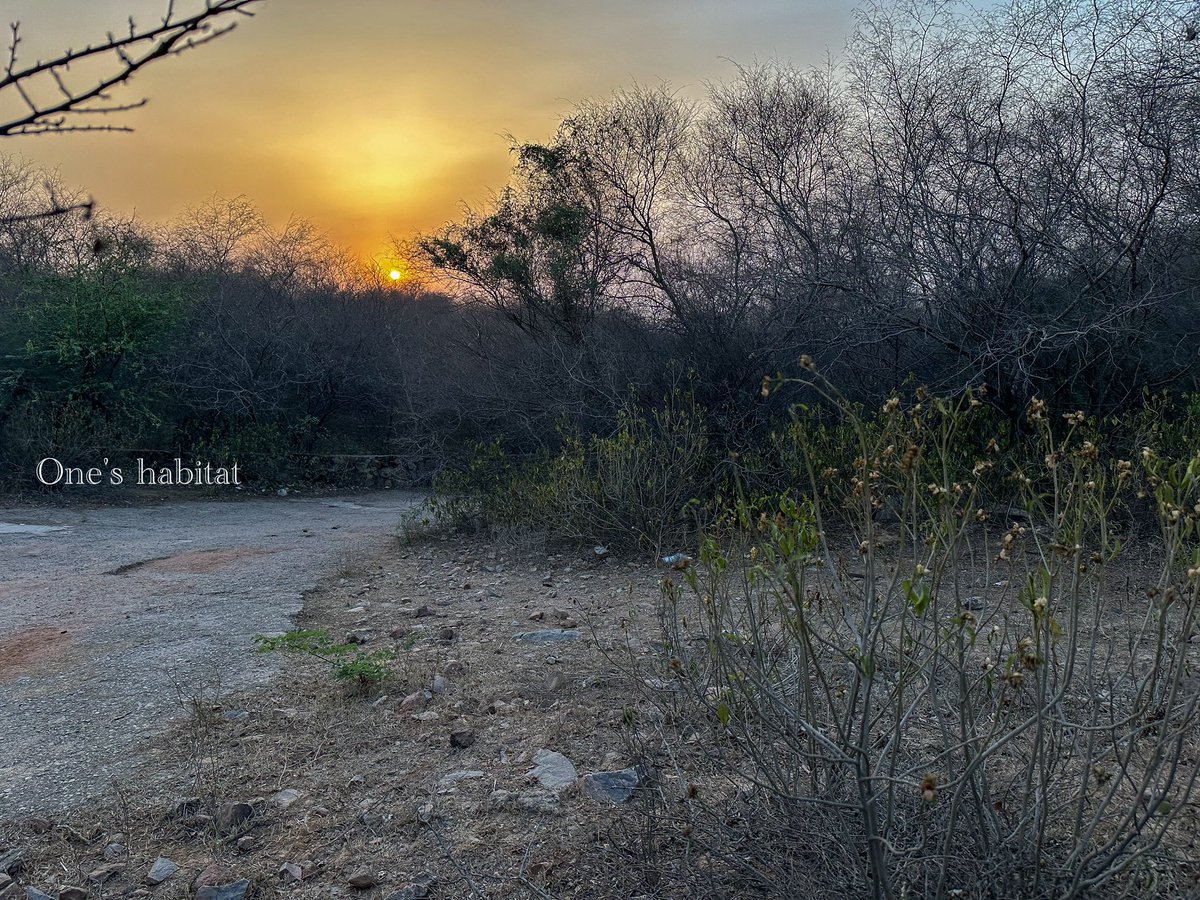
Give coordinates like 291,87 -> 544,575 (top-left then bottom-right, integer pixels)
449,727 -> 476,749
87,864 -> 122,885
384,875 -> 436,900
430,675 -> 448,695
560,617 -> 578,628
235,837 -> 255,852
102,844 -> 125,861
437,770 -> 484,791
145,858 -> 179,886
58,888 -> 87,900
414,605 -> 434,617
0,850 -> 24,876
529,749 -> 577,793
279,863 -> 303,884
581,766 -> 649,804
192,864 -> 229,891
348,873 -> 376,889
444,659 -> 466,676
413,710 -> 439,722
346,629 -> 376,645
514,630 -> 581,644
222,710 -> 249,722
400,691 -> 426,714
389,625 -> 412,640
271,788 -> 303,808
25,890 -> 54,900
215,803 -> 254,834
195,881 -> 250,900
528,611 -> 545,621
438,627 -> 456,642
24,819 -> 52,835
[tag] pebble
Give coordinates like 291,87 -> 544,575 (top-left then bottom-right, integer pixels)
145,858 -> 179,886
57,889 -> 86,900
384,874 -> 436,900
195,881 -> 250,900
348,873 -> 376,889
449,727 -> 476,749
514,630 -> 581,643
581,766 -> 649,804
529,749 -> 577,792
271,788 -> 303,808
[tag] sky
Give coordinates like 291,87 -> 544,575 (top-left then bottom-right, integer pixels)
5,1 -> 857,267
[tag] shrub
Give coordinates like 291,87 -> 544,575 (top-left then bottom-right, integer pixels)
622,372 -> 1200,898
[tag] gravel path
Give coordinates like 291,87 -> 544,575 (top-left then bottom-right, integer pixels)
0,492 -> 420,819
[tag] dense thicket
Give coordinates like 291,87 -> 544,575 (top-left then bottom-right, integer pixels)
3,0 -> 1199,491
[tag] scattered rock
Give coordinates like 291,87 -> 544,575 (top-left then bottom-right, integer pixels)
86,864 -> 122,885
271,788 -> 303,808
235,837 -> 255,853
346,629 -> 376,645
449,727 -> 476,749
192,864 -> 230,891
279,863 -> 303,884
400,691 -> 427,714
514,630 -> 581,644
529,749 -> 577,793
438,626 -> 456,642
413,605 -> 434,617
430,674 -> 449,695
194,881 -> 250,900
0,850 -> 23,876
581,766 -> 649,804
385,875 -> 436,900
528,611 -> 545,621
560,617 -> 578,628
348,873 -> 376,890
444,659 -> 466,676
102,844 -> 125,861
57,889 -> 86,900
215,802 -> 255,834
389,624 -> 412,640
145,858 -> 179,886
25,890 -> 53,900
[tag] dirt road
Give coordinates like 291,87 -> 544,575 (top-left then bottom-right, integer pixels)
0,492 -> 420,819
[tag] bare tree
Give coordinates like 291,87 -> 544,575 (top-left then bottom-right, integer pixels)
0,0 -> 261,223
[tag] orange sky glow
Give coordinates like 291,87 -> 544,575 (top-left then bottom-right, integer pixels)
5,1 -> 854,270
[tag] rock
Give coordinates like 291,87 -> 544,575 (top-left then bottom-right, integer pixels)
192,864 -> 229,891
400,691 -> 427,714
449,727 -> 476,749
87,864 -> 123,885
444,659 -> 466,676
271,788 -> 303,808
384,875 -> 436,900
235,837 -> 255,852
346,629 -> 376,645
348,873 -> 376,889
389,624 -> 412,640
528,611 -> 545,621
222,710 -> 249,722
0,851 -> 23,876
215,803 -> 254,834
514,630 -> 581,644
144,858 -> 178,886
57,888 -> 86,900
102,843 -> 125,861
581,766 -> 649,804
529,749 -> 577,793
430,674 -> 448,695
437,627 -> 456,642
25,890 -> 54,900
560,617 -> 578,628
279,862 -> 303,884
413,605 -> 434,617
24,819 -> 52,835
194,881 -> 250,900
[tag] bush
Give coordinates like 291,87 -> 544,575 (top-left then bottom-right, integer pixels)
619,372 -> 1200,898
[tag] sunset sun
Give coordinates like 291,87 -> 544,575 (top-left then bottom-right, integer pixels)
389,269 -> 402,281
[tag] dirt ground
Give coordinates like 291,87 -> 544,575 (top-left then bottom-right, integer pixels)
0,529 -> 672,899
